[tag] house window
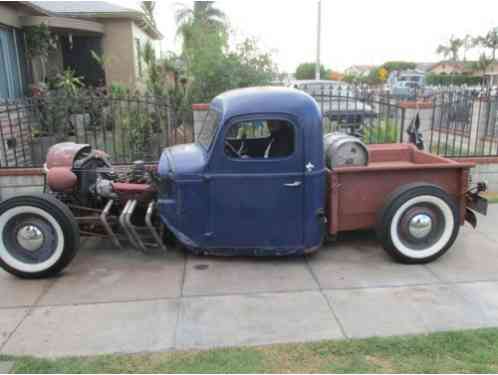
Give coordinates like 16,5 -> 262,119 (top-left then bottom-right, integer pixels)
0,27 -> 24,99
135,38 -> 143,78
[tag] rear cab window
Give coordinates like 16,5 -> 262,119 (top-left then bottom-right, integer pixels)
224,120 -> 295,159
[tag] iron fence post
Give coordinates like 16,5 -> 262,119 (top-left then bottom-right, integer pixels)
400,107 -> 406,143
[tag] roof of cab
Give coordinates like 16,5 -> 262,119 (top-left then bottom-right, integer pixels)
210,86 -> 321,121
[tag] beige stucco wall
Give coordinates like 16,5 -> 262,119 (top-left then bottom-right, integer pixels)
131,21 -> 155,91
101,19 -> 135,88
430,64 -> 465,75
485,63 -> 498,75
101,19 -> 157,91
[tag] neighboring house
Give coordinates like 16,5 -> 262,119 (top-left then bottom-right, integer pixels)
483,62 -> 498,87
428,61 -> 498,85
429,62 -> 473,75
415,62 -> 436,73
344,65 -> 376,77
0,1 -> 162,99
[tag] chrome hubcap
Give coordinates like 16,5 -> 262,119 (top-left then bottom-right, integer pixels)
16,225 -> 44,252
408,214 -> 433,239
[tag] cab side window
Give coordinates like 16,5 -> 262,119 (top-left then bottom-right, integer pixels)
224,120 -> 294,159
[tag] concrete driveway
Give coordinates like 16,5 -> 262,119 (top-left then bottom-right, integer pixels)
1,207 -> 498,358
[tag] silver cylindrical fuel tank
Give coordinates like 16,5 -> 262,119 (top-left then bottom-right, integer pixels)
324,132 -> 369,169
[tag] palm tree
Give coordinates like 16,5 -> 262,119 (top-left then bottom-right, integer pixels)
175,1 -> 227,52
141,1 -> 156,27
436,36 -> 464,62
462,34 -> 475,61
473,53 -> 494,87
475,28 -> 498,62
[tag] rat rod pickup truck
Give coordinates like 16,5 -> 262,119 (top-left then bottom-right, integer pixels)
0,87 -> 487,278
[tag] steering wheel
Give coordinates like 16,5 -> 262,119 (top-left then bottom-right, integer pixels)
224,141 -> 242,158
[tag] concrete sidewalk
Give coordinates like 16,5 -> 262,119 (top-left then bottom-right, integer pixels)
1,207 -> 498,358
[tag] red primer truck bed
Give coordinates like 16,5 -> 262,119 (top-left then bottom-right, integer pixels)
327,144 -> 475,235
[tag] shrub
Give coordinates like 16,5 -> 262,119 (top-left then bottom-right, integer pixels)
425,73 -> 481,86
363,120 -> 399,144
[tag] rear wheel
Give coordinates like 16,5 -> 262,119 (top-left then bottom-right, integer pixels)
0,194 -> 79,278
377,184 -> 459,264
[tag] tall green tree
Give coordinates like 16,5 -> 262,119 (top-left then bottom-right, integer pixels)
462,34 -> 475,61
175,1 -> 227,61
472,53 -> 494,87
475,28 -> 498,61
174,1 -> 278,102
175,1 -> 228,100
295,62 -> 329,80
436,36 -> 464,62
222,38 -> 278,88
176,1 -> 227,33
381,61 -> 416,72
141,1 -> 156,27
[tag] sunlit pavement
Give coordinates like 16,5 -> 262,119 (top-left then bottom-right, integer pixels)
1,206 -> 497,357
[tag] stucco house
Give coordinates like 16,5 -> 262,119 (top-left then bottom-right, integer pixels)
344,65 -> 376,77
428,62 -> 472,75
428,60 -> 498,86
0,1 -> 162,99
484,63 -> 498,86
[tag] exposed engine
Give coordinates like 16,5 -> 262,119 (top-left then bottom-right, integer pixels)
45,143 -> 157,207
44,142 -> 165,252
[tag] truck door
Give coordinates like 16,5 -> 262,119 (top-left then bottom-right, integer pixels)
208,115 -> 304,250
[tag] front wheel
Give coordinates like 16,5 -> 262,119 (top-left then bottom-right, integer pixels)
0,194 -> 79,278
377,184 -> 459,264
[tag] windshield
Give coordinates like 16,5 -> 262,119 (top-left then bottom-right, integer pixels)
197,109 -> 221,149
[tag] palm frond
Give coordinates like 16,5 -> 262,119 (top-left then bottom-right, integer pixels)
203,7 -> 226,21
174,3 -> 192,25
176,21 -> 193,38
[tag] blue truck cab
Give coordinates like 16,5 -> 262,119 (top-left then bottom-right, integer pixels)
158,87 -> 326,255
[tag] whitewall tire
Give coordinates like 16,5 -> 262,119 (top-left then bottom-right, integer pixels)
0,194 -> 79,278
377,184 -> 459,264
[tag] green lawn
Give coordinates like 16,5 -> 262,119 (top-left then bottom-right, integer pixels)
5,328 -> 498,373
483,192 -> 498,204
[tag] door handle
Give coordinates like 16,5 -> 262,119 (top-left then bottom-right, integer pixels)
284,181 -> 302,187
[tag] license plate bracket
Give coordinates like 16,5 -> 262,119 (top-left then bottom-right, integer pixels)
467,194 -> 488,216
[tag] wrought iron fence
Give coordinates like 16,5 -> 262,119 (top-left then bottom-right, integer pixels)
301,84 -> 406,144
0,91 -> 193,168
302,83 -> 498,158
3,85 -> 498,169
428,90 -> 498,157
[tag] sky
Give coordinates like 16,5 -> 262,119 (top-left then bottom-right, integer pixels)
117,0 -> 498,73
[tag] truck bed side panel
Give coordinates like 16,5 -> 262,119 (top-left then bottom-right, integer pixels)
327,145 -> 472,235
